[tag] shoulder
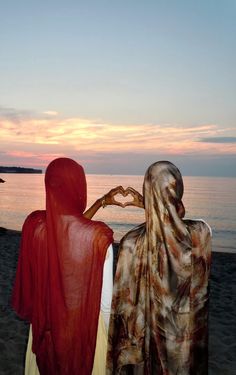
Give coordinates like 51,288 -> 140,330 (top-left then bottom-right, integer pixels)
71,217 -> 113,252
90,219 -> 113,240
22,211 -> 46,239
70,215 -> 112,237
184,219 -> 212,260
23,210 -> 45,228
184,218 -> 212,237
120,223 -> 145,252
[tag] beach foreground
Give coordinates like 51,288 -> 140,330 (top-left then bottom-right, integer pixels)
0,229 -> 235,375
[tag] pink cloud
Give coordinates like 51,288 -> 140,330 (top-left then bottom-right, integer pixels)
6,150 -> 37,158
1,111 -> 235,169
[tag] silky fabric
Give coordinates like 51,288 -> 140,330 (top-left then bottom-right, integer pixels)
12,158 -> 113,375
107,161 -> 211,374
25,313 -> 108,375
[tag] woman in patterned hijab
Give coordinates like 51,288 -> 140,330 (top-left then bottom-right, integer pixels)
107,161 -> 212,374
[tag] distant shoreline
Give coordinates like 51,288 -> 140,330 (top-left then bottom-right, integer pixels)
0,166 -> 42,174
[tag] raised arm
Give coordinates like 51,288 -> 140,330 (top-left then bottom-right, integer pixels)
84,186 -> 125,219
123,187 -> 144,209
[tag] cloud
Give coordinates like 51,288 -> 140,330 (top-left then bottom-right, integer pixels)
1,107 -> 236,171
0,106 -> 35,122
7,150 -> 37,158
43,111 -> 59,116
199,137 -> 236,143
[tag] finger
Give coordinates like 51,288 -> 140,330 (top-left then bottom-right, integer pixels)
123,201 -> 135,207
126,186 -> 137,192
126,187 -> 139,195
116,186 -> 125,193
125,189 -> 136,198
118,202 -> 126,208
111,188 -> 125,198
112,198 -> 124,207
114,202 -> 125,207
116,186 -> 125,194
113,185 -> 124,191
110,186 -> 124,195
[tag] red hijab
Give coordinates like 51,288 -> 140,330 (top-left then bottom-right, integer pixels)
12,158 -> 113,374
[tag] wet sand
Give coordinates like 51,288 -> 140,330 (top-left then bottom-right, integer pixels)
0,228 -> 235,375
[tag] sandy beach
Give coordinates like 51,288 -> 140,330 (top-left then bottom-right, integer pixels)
0,228 -> 236,375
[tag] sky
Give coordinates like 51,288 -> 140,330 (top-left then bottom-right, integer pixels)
0,0 -> 236,176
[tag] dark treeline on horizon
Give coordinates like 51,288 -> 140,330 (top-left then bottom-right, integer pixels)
0,166 -> 42,174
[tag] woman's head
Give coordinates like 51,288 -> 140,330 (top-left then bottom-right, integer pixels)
144,161 -> 185,219
45,157 -> 87,214
143,160 -> 190,251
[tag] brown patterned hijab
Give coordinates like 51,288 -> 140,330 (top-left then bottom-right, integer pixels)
107,161 -> 211,374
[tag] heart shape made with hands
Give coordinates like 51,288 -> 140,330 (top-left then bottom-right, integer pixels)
113,188 -> 135,207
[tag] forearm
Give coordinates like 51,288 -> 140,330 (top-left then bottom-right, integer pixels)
83,197 -> 105,219
84,186 -> 126,218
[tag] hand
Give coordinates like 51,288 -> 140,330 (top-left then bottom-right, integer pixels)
123,187 -> 144,209
102,186 -> 126,208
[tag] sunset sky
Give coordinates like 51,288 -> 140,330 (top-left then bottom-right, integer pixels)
1,1 -> 236,176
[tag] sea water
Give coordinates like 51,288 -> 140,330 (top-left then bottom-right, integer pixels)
0,173 -> 235,253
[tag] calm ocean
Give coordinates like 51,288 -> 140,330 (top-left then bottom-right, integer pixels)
0,174 -> 235,253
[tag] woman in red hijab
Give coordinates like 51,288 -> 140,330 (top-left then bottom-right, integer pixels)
12,157 -> 123,375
